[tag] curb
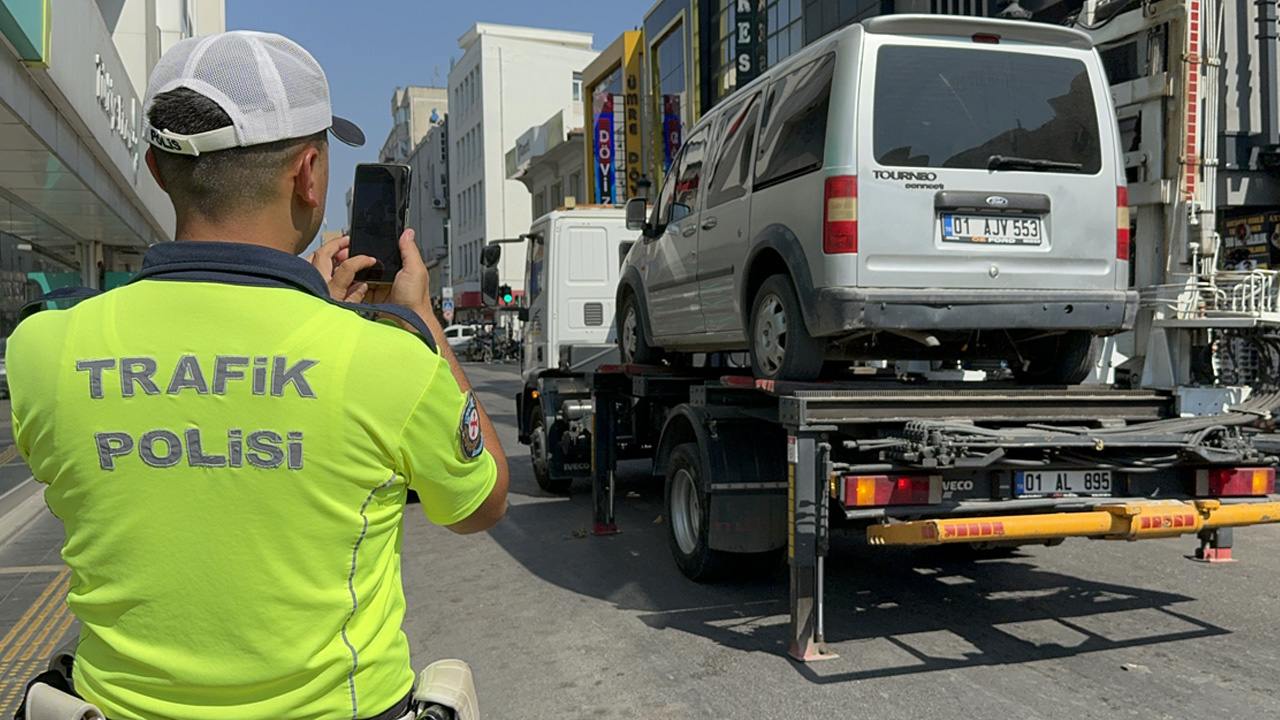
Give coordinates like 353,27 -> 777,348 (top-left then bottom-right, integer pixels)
0,478 -> 47,549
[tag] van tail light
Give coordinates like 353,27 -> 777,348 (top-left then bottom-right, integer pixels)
1116,186 -> 1131,261
841,475 -> 941,507
1196,468 -> 1275,497
824,176 -> 858,254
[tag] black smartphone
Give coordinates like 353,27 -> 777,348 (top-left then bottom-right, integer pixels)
349,163 -> 412,284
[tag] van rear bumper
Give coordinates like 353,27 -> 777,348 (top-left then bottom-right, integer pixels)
809,288 -> 1139,337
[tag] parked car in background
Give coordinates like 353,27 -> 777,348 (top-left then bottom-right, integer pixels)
618,15 -> 1136,383
442,324 -> 481,351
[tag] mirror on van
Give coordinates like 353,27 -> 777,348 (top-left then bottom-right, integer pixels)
624,197 -> 647,232
480,243 -> 502,268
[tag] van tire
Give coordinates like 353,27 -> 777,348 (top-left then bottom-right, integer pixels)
1012,331 -> 1099,385
749,275 -> 825,382
619,292 -> 664,365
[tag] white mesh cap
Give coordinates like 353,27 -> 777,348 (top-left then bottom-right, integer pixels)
142,30 -> 364,156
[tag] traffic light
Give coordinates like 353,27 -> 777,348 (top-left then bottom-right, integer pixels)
499,284 -> 513,305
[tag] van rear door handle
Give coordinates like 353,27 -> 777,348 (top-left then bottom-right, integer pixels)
701,217 -> 718,231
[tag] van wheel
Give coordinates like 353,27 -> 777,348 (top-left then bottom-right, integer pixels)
1012,331 -> 1099,385
666,443 -> 731,581
619,293 -> 663,365
531,408 -> 569,494
750,275 -> 825,382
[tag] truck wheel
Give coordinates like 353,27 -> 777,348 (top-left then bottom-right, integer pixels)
666,443 -> 732,581
1012,331 -> 1099,385
750,274 -> 825,382
531,408 -> 570,494
619,292 -> 664,365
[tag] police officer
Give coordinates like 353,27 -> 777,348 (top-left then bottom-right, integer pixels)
6,31 -> 508,720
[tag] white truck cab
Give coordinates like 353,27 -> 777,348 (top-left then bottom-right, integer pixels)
514,206 -> 638,493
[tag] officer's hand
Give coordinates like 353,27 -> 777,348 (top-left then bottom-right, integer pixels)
366,229 -> 431,320
308,235 -> 375,303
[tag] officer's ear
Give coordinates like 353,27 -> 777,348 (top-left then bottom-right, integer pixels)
144,148 -> 167,192
292,143 -> 323,209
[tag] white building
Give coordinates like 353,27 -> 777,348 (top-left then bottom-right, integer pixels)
405,118 -> 450,299
507,107 -> 586,219
447,23 -> 596,315
0,0 -> 223,336
378,86 -> 447,164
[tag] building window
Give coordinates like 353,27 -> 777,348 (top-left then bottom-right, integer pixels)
534,191 -> 547,218
651,22 -> 687,178
569,171 -> 582,202
551,181 -> 564,208
573,71 -> 583,102
765,0 -> 804,68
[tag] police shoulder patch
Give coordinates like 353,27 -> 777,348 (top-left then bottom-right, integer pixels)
458,392 -> 484,460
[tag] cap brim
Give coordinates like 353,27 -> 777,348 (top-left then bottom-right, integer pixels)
330,116 -> 364,147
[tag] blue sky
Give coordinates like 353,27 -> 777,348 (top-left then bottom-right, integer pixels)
226,1 -> 635,235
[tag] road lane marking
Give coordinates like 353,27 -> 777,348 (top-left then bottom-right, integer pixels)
0,565 -> 63,576
0,571 -> 69,663
0,568 -> 68,658
0,445 -> 21,467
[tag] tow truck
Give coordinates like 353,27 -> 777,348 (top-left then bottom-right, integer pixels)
508,0 -> 1280,662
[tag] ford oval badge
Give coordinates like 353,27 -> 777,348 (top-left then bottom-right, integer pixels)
986,196 -> 1010,207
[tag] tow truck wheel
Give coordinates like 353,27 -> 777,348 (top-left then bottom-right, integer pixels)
1012,331 -> 1099,385
750,274 -> 825,382
666,443 -> 731,581
619,292 -> 663,365
531,408 -> 569,494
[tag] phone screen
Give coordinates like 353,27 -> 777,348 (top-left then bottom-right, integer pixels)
349,164 -> 410,283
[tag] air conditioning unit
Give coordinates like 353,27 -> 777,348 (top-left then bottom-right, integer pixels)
432,198 -> 446,208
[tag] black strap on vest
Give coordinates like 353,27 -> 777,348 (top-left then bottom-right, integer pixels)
19,276 -> 439,353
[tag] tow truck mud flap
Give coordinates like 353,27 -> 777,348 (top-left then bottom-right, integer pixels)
708,493 -> 788,553
867,499 -> 1280,546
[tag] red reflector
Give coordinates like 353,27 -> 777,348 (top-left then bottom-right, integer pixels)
823,175 -> 858,254
843,475 -> 938,507
1116,186 -> 1131,261
972,33 -> 1001,44
1196,467 -> 1275,497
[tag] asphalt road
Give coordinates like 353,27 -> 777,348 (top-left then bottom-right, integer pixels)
3,365 -> 1280,718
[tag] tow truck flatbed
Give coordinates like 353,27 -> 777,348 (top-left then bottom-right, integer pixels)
584,366 -> 1280,661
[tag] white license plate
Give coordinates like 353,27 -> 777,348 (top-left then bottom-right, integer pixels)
943,214 -> 1043,246
1015,470 -> 1112,497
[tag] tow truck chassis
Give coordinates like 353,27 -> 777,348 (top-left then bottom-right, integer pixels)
586,367 -> 1280,662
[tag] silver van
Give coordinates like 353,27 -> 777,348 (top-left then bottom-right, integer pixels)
619,15 -> 1136,383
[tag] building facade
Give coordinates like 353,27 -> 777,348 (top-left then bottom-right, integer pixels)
405,118 -> 450,298
0,0 -> 224,336
378,85 -> 448,164
508,108 -> 585,219
446,23 -> 597,316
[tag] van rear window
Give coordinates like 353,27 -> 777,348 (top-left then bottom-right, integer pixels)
873,46 -> 1102,174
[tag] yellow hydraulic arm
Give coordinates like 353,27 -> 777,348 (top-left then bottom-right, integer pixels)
867,499 -> 1280,546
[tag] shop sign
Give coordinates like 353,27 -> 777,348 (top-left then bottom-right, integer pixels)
1223,210 -> 1280,270
662,95 -> 682,172
94,53 -> 140,173
623,52 -> 643,199
736,0 -> 759,85
594,92 -> 616,204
